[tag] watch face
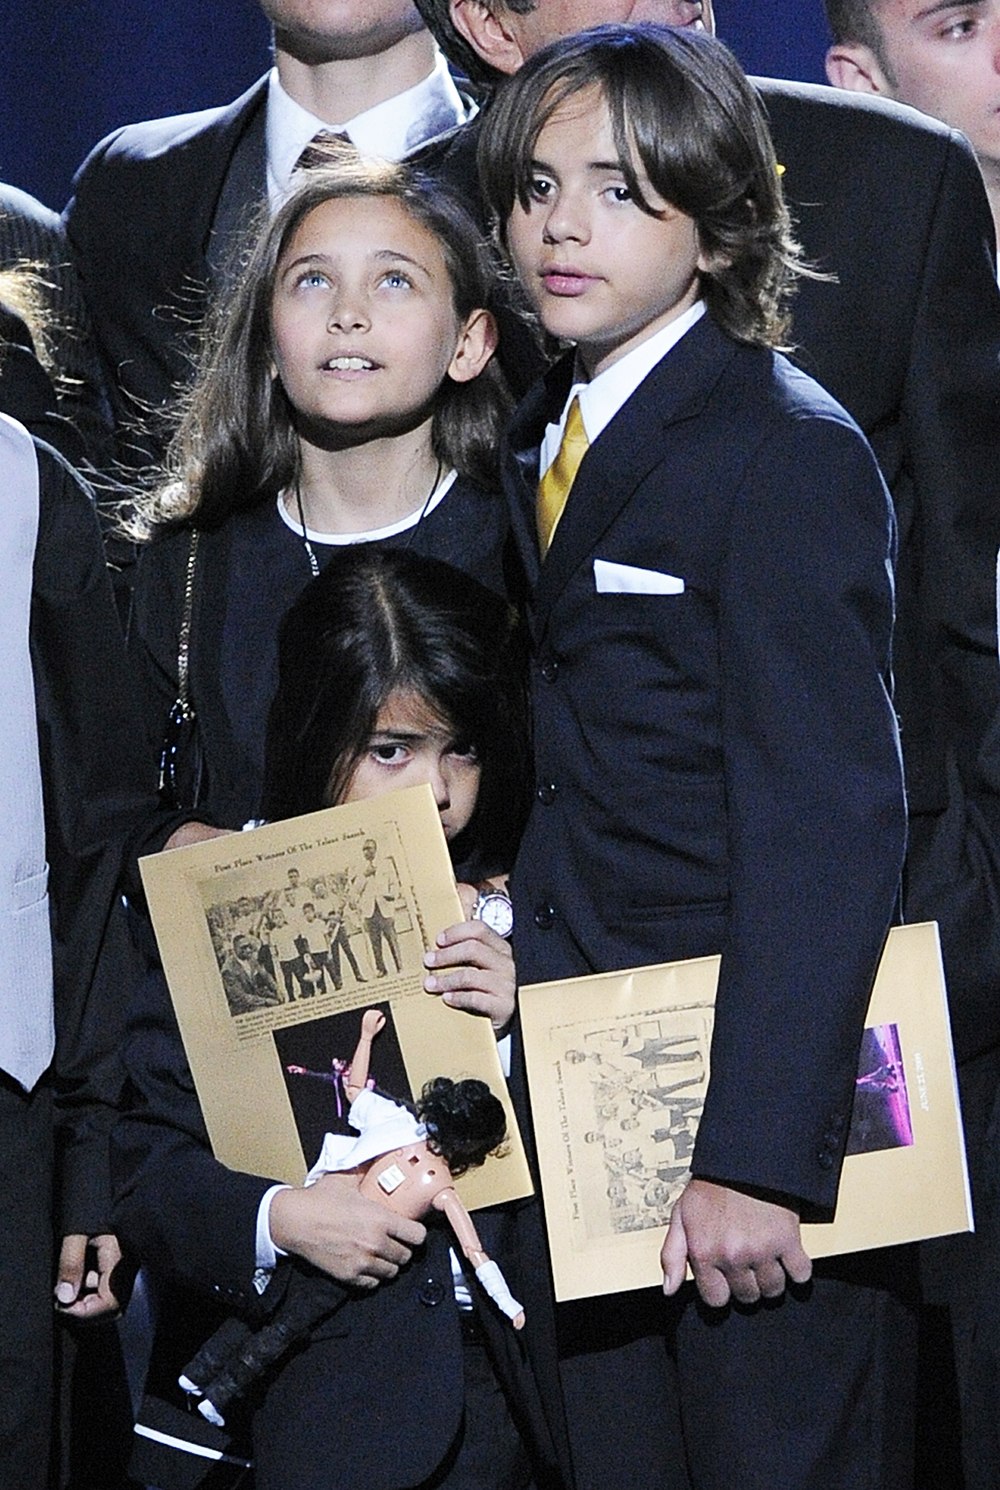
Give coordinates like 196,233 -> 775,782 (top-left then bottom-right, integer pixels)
477,892 -> 514,939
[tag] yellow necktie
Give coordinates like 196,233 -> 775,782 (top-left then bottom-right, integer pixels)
537,396 -> 589,557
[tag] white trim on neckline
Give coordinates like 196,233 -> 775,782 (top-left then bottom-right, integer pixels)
276,468 -> 456,545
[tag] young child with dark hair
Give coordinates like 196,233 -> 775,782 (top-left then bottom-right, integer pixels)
478,24 -> 911,1490
115,547 -> 563,1490
264,542 -> 531,880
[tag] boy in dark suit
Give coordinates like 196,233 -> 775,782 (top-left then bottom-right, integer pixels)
417,0 -> 1000,1095
480,26 -> 911,1490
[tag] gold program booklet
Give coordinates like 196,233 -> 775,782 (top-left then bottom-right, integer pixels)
519,921 -> 971,1301
140,783 -> 532,1212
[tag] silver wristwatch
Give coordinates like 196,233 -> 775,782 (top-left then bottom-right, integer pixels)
473,888 -> 514,939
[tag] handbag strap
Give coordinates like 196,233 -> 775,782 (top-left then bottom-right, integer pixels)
176,529 -> 200,720
157,529 -> 203,806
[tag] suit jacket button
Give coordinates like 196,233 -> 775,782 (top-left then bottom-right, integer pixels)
536,782 -> 558,805
540,657 -> 559,682
418,1278 -> 447,1307
533,902 -> 556,930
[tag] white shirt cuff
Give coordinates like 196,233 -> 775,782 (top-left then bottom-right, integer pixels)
497,1032 -> 512,1078
256,1184 -> 292,1270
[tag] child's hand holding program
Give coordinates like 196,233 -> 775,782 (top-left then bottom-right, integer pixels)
425,880 -> 515,1035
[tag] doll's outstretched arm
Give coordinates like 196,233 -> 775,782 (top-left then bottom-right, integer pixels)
433,1183 -> 486,1262
473,1258 -> 525,1330
344,1009 -> 386,1102
434,1187 -> 525,1329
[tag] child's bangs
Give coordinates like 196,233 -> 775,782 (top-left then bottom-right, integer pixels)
509,75 -> 581,212
602,73 -> 672,221
506,45 -> 691,223
496,27 -> 771,230
603,47 -> 723,223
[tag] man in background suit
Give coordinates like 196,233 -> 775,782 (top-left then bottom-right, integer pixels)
822,9 -> 1000,1483
63,0 -> 474,468
824,0 -> 1000,242
0,315 -> 158,1487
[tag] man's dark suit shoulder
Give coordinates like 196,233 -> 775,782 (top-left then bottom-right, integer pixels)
754,71 -> 967,144
750,79 -> 995,411
744,80 -> 1000,1065
67,77 -> 268,188
63,78 -> 269,456
64,75 -> 267,278
1,181 -> 61,246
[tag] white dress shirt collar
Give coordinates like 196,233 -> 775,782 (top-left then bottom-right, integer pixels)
266,54 -> 472,209
540,301 -> 707,477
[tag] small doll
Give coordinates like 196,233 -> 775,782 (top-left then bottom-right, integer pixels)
180,1010 -> 523,1426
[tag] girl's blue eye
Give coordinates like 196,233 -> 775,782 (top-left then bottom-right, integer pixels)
298,269 -> 328,289
380,270 -> 411,289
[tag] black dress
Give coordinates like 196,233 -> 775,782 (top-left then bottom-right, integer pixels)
131,479 -> 512,829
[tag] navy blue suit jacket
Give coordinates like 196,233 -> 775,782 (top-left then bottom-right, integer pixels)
505,316 -> 907,1214
64,78 -> 270,465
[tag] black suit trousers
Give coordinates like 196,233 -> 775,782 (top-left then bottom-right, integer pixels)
557,1252 -> 918,1490
0,1074 -> 55,1490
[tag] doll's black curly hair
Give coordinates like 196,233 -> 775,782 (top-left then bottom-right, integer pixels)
417,1076 -> 508,1178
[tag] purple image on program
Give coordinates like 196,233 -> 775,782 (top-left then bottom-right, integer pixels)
845,1023 -> 914,1157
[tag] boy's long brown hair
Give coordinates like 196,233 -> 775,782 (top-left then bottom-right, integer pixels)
140,154 -> 511,535
478,24 -> 813,351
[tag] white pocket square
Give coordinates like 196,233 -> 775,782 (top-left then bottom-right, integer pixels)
593,559 -> 685,595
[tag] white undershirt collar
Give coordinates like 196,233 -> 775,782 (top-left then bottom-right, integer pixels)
276,467 -> 456,545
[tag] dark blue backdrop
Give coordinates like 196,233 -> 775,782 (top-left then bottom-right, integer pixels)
2,1 -> 832,213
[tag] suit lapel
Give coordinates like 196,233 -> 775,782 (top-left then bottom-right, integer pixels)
204,80 -> 269,290
504,358 -> 575,638
533,317 -> 736,624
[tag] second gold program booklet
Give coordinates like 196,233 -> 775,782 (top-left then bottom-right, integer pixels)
519,922 -> 970,1300
140,783 -> 531,1211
